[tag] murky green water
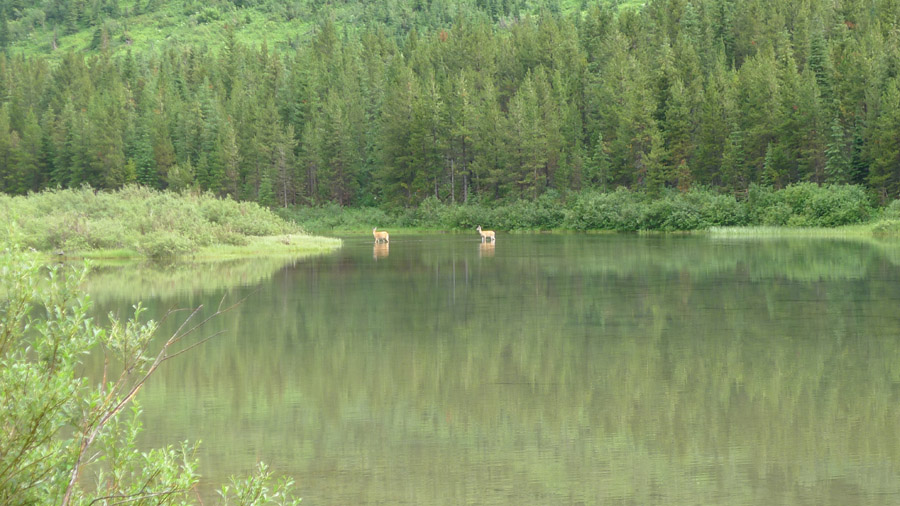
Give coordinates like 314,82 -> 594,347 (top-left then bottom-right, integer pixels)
86,234 -> 900,505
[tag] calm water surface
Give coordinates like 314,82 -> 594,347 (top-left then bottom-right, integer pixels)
85,234 -> 900,505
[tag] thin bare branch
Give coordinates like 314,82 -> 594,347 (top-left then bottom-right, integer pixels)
62,295 -> 242,506
162,331 -> 225,362
87,487 -> 183,506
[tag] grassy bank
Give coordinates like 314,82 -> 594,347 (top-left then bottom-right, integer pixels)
0,186 -> 341,260
281,183 -> 900,237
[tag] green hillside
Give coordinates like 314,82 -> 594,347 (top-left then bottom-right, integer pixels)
2,0 -> 639,58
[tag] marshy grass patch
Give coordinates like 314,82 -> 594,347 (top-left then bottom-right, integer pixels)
707,225 -> 877,239
195,234 -> 342,259
1,187 -> 342,261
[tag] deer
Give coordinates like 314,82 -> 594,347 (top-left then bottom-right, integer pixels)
373,227 -> 390,243
476,226 -> 496,243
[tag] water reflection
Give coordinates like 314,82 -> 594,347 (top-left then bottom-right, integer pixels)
373,242 -> 389,259
85,235 -> 900,505
478,241 -> 495,258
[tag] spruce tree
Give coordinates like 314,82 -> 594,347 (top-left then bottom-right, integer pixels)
868,78 -> 900,202
588,131 -> 610,190
824,112 -> 850,184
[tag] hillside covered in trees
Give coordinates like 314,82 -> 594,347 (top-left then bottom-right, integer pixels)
0,0 -> 898,208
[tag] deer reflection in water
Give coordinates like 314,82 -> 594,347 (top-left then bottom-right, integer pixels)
478,242 -> 495,258
373,242 -> 389,260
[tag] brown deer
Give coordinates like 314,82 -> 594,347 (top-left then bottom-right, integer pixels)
476,226 -> 495,243
373,227 -> 390,243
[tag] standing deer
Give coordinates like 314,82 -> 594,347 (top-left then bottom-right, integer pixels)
373,227 -> 390,243
476,226 -> 495,243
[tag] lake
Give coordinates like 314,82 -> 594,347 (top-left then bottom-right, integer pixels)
85,233 -> 900,505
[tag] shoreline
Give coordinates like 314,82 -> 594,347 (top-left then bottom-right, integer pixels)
298,221 -> 900,239
32,233 -> 343,263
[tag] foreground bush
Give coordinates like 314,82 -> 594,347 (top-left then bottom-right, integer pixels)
0,186 -> 301,258
0,247 -> 300,504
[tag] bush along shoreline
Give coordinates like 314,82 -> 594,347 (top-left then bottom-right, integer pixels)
280,183 -> 888,234
0,186 -> 341,259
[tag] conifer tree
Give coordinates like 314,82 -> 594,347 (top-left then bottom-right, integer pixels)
9,110 -> 44,193
825,110 -> 850,183
587,131 -> 611,190
0,105 -> 14,193
868,78 -> 900,202
721,122 -> 746,189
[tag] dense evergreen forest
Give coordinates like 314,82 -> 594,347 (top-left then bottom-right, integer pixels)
0,0 -> 898,208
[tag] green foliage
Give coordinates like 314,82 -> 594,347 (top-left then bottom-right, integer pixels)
285,184 -> 874,233
1,0 -> 898,227
0,248 -> 301,504
747,183 -> 872,227
871,219 -> 900,238
218,462 -> 302,506
0,186 -> 301,257
278,203 -> 393,232
139,230 -> 195,259
0,0 -> 898,212
881,199 -> 900,220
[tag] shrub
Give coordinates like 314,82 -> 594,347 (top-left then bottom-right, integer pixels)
748,183 -> 872,227
883,199 -> 900,220
138,231 -> 195,259
0,187 -> 302,257
807,184 -> 871,226
761,202 -> 793,226
645,195 -> 705,231
443,204 -> 496,230
872,219 -> 900,237
0,248 -> 301,505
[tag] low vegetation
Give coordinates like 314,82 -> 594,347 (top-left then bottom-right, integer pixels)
0,186 -> 341,259
281,183 -> 890,235
0,248 -> 302,504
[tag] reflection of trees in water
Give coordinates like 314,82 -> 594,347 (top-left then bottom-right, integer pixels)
88,236 -> 900,504
82,256 -> 317,304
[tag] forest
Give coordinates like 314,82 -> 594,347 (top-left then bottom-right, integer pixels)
0,0 -> 898,209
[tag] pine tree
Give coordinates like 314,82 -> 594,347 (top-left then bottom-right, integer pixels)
133,113 -> 158,187
868,78 -> 900,202
166,159 -> 195,191
587,131 -> 610,190
0,8 -> 9,51
663,78 -> 694,175
320,90 -> 357,205
219,117 -> 242,198
448,73 -> 475,203
760,142 -> 776,187
824,112 -> 850,184
505,75 -> 544,198
807,26 -> 833,103
720,122 -> 746,190
380,61 -> 418,206
298,119 -> 322,204
0,106 -> 14,193
15,110 -> 45,192
849,126 -> 869,186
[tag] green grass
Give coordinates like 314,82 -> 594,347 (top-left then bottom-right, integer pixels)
1,186 -> 342,261
707,219 -> 900,240
195,233 -> 341,259
35,233 -> 341,262
707,224 -> 879,238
